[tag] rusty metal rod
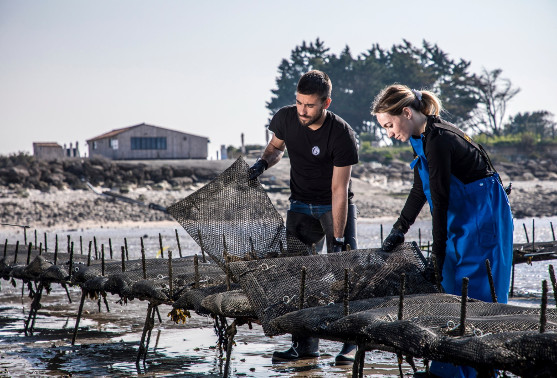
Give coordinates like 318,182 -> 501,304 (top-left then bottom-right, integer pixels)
13,240 -> 19,264
551,221 -> 556,241
34,229 -> 37,249
24,227 -> 27,246
3,239 -> 7,259
522,223 -> 529,244
72,289 -> 87,345
344,268 -> 350,316
141,237 -> 146,279
532,219 -> 535,252
101,244 -> 105,276
175,229 -> 183,258
69,241 -> 74,280
299,266 -> 306,310
94,236 -> 98,260
26,242 -> 32,265
459,277 -> 469,336
136,303 -> 154,364
158,233 -> 164,259
225,255 -> 231,291
124,237 -> 129,260
168,250 -> 173,299
87,240 -> 92,266
54,235 -> 58,265
109,238 -> 113,260
79,235 -> 83,255
197,229 -> 207,263
44,232 -> 48,252
194,254 -> 199,289
121,246 -> 126,272
485,259 -> 498,303
398,273 -> 406,320
549,265 -> 557,308
540,280 -> 548,333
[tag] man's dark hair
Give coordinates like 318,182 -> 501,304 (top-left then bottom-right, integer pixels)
296,70 -> 332,102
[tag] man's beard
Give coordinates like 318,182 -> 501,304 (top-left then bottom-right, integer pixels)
298,110 -> 323,127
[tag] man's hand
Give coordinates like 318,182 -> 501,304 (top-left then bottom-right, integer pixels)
382,228 -> 404,252
248,159 -> 268,180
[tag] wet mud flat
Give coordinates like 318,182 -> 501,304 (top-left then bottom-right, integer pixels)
0,283 -> 412,377
1,216 -> 556,377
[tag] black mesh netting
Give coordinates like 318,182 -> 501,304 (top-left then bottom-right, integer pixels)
166,157 -> 309,271
269,293 -> 557,376
228,242 -> 438,335
269,293 -> 471,339
71,256 -> 226,303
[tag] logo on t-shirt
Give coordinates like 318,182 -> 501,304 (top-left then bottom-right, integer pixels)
312,146 -> 320,156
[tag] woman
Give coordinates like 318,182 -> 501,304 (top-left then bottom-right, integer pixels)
372,84 -> 513,378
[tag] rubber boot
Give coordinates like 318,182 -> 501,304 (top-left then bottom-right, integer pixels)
335,343 -> 357,365
272,335 -> 320,362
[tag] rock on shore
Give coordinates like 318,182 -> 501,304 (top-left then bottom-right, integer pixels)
0,156 -> 556,228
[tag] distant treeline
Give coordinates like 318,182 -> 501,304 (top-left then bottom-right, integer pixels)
265,39 -> 556,145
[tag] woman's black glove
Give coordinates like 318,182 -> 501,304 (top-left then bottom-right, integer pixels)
382,228 -> 404,252
248,159 -> 268,180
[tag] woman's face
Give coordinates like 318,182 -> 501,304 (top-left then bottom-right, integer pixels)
376,108 -> 416,142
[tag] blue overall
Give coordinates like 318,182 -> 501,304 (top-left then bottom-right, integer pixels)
410,135 -> 513,378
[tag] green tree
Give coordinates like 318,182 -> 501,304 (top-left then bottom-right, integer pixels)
468,68 -> 520,136
266,38 -> 329,115
505,111 -> 556,139
266,39 -> 480,142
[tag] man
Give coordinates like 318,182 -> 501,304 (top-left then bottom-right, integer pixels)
249,70 -> 359,365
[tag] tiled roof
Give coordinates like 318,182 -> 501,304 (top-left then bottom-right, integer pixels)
33,142 -> 62,148
86,124 -> 140,142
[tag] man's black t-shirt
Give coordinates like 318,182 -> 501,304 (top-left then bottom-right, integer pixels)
269,105 -> 359,205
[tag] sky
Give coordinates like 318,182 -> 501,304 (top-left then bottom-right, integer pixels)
1,0 -> 556,159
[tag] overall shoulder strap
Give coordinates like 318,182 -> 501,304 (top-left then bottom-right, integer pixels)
433,121 -> 501,182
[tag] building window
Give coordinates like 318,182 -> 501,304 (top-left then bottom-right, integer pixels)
93,141 -> 98,150
110,138 -> 119,150
131,137 -> 167,150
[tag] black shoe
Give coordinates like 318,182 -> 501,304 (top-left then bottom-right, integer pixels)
334,343 -> 357,366
272,336 -> 320,362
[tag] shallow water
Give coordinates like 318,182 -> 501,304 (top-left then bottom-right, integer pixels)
1,216 -> 556,377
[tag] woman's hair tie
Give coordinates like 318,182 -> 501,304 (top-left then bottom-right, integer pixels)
411,89 -> 422,101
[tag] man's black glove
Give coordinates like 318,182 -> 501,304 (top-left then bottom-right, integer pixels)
248,158 -> 268,180
382,228 -> 404,252
332,237 -> 345,253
